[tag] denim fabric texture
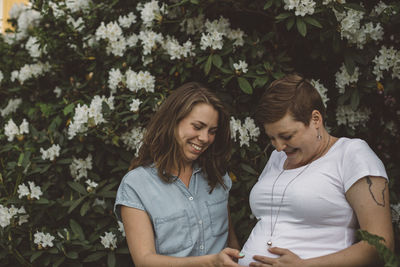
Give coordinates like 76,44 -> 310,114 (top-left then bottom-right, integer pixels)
114,165 -> 232,256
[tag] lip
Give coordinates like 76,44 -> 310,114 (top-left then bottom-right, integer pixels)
284,148 -> 297,157
189,142 -> 205,154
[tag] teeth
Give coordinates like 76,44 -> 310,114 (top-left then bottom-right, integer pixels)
191,143 -> 202,151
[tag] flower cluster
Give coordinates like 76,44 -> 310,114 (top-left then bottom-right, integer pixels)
336,105 -> 371,130
233,60 -> 248,74
138,30 -> 163,56
230,117 -> 260,147
18,181 -> 43,200
283,0 -> 316,16
334,7 -> 383,49
0,70 -> 3,84
40,144 -> 61,161
95,21 -> 127,57
392,203 -> 400,225
373,46 -> 400,81
200,16 -> 245,50
34,231 -> 55,249
180,14 -> 205,35
7,3 -> 41,41
100,232 -> 117,250
85,179 -> 98,192
163,36 -> 195,60
25,36 -> 46,58
117,221 -> 126,237
118,12 -> 137,28
4,118 -> 29,141
70,154 -> 93,181
65,0 -> 92,14
137,0 -> 167,28
1,98 -> 22,117
10,62 -> 50,84
0,205 -> 28,228
335,64 -> 360,93
68,95 -> 115,139
310,79 -> 329,107
121,127 -> 145,156
126,69 -> 155,93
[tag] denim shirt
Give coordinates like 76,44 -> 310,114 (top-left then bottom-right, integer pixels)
114,165 -> 232,256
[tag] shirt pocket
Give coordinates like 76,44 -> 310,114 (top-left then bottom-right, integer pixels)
206,196 -> 229,237
153,210 -> 193,254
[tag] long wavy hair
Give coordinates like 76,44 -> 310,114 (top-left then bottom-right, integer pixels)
129,82 -> 232,191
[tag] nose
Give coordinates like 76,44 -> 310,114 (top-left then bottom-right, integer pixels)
273,140 -> 286,152
198,129 -> 209,143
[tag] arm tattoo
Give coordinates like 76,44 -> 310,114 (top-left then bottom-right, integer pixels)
365,176 -> 387,207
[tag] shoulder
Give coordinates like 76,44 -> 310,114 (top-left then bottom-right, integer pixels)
336,137 -> 375,155
120,165 -> 158,188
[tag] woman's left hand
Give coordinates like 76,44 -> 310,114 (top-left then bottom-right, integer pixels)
249,247 -> 304,267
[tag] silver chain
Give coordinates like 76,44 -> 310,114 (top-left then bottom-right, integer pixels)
267,135 -> 331,247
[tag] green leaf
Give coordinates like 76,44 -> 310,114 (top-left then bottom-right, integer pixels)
350,90 -> 360,110
275,12 -> 292,20
240,163 -> 258,175
63,103 -> 75,116
204,54 -> 213,75
80,200 -> 90,216
17,153 -> 24,167
83,251 -> 107,262
212,54 -> 223,68
253,77 -> 269,88
286,17 -> 295,30
107,252 -> 116,267
30,251 -> 44,262
52,256 -> 65,267
68,196 -> 86,214
303,17 -> 322,28
190,0 -> 199,4
70,219 -> 85,241
344,53 -> 355,76
296,18 -> 307,37
264,0 -> 273,10
343,3 -> 366,12
67,181 -> 87,195
66,251 -> 79,259
96,191 -> 117,198
237,77 -> 253,94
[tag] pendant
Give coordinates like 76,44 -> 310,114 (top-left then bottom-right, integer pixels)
267,240 -> 272,247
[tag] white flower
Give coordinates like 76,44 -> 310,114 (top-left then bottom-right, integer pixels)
4,118 -> 29,141
200,31 -> 224,51
283,0 -> 316,16
126,34 -> 139,48
40,144 -> 61,161
233,60 -> 248,74
118,12 -> 137,28
126,69 -> 155,93
129,99 -> 142,113
180,14 -> 205,35
66,0 -> 91,14
163,36 -> 195,60
138,30 -> 164,55
67,16 -> 85,31
336,105 -> 371,130
34,231 -> 55,248
100,232 -> 117,250
227,28 -> 245,47
15,6 -> 41,41
25,36 -> 46,58
70,154 -> 93,181
48,1 -> 65,18
230,117 -> 260,147
12,62 -> 51,84
0,205 -> 12,228
1,98 -> 23,117
137,0 -> 167,28
373,46 -> 400,81
93,198 -> 106,208
85,179 -> 98,192
0,70 -> 3,84
108,68 -> 124,94
54,87 -> 62,98
18,181 -> 43,200
371,1 -> 388,16
95,21 -> 123,43
118,221 -> 126,237
121,127 -> 145,156
335,64 -> 360,94
310,79 -> 329,107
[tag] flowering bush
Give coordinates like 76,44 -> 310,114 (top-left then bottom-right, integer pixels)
0,0 -> 399,266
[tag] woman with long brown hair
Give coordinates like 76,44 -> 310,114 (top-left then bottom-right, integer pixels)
114,82 -> 243,266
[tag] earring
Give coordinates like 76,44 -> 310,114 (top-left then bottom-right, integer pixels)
317,128 -> 322,140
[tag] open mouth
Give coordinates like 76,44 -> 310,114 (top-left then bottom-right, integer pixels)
190,143 -> 203,152
284,148 -> 298,156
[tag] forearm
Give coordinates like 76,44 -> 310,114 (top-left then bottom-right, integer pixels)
134,253 -> 218,267
304,241 -> 381,267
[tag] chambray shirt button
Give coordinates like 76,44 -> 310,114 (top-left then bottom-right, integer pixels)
198,220 -> 202,225
188,196 -> 194,201
200,245 -> 204,250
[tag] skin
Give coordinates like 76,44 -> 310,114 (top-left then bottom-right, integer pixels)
249,111 -> 394,267
121,103 -> 243,267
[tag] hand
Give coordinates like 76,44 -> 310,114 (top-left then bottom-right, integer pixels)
214,247 -> 245,267
249,247 -> 304,267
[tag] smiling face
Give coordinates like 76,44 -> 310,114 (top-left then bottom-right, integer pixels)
264,112 -> 321,169
177,103 -> 219,167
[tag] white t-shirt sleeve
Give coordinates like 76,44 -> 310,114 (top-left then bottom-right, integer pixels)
341,139 -> 388,192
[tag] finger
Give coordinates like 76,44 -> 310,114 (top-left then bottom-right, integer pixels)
268,247 -> 289,256
249,262 -> 270,267
252,255 -> 274,264
223,247 -> 244,259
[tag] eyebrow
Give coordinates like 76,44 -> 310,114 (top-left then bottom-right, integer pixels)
193,121 -> 218,129
267,130 -> 297,138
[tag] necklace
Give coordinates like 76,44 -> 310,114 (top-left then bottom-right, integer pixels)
267,135 -> 331,248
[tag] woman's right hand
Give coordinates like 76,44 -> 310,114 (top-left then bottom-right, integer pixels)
214,247 -> 245,266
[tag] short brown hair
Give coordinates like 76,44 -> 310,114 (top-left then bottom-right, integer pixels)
129,82 -> 231,191
256,74 -> 326,126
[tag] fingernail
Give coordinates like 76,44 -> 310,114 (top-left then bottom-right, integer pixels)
239,252 -> 245,257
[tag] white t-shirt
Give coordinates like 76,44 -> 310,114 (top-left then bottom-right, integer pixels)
238,138 -> 387,266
